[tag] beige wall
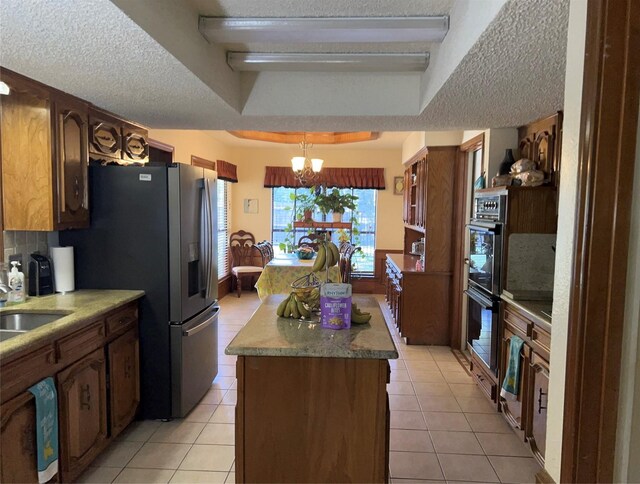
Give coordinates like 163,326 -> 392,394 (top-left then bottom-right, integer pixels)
401,130 -> 464,163
229,146 -> 405,250
545,1 -> 588,480
148,129 -> 234,164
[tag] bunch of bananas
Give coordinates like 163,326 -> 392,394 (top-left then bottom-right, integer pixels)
311,241 -> 340,272
276,292 -> 312,319
351,303 -> 372,325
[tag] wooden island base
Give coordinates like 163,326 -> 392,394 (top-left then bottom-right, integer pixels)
235,355 -> 390,483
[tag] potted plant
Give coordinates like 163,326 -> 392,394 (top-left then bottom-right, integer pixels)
315,188 -> 358,222
294,189 -> 318,222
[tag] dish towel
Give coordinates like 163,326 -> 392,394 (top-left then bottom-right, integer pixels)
28,377 -> 59,483
500,335 -> 525,401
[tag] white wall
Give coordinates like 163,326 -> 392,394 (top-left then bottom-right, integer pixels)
545,1 -> 588,481
614,99 -> 640,483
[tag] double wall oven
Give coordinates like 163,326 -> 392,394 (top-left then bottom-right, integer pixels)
465,191 -> 506,375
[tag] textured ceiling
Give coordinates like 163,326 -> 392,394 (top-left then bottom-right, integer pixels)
0,0 -> 569,131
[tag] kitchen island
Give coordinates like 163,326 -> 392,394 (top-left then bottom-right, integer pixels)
226,294 -> 398,483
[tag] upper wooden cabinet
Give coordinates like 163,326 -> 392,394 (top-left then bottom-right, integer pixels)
518,113 -> 563,187
54,95 -> 90,228
89,107 -> 149,165
402,146 -> 456,273
0,69 -> 89,230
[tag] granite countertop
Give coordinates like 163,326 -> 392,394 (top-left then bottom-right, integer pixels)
226,294 -> 398,359
386,253 -> 452,275
500,293 -> 552,332
0,289 -> 144,361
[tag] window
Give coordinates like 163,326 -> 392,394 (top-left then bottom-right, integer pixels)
271,187 -> 377,274
217,179 -> 231,279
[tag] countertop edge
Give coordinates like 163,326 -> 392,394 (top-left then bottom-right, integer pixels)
225,347 -> 399,360
500,294 -> 552,332
0,290 -> 145,362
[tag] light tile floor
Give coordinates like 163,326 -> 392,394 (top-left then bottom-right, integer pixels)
79,292 -> 541,483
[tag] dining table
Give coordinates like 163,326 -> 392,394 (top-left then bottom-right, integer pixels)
254,253 -> 341,301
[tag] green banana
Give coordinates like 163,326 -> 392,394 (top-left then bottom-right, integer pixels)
291,296 -> 301,319
296,298 -> 311,318
351,307 -> 372,324
327,242 -> 340,267
285,297 -> 295,318
276,295 -> 291,317
312,245 -> 327,272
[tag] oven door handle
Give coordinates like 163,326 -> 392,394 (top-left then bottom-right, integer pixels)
468,220 -> 501,232
464,288 -> 495,309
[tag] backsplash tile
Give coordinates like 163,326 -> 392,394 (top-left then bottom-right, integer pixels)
3,230 -> 50,263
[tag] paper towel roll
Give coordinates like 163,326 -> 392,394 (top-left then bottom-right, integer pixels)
50,246 -> 75,293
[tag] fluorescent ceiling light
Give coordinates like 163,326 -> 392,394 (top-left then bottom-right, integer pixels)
227,52 -> 429,72
0,81 -> 10,95
199,16 -> 449,44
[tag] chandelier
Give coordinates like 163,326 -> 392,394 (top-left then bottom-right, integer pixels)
291,134 -> 323,185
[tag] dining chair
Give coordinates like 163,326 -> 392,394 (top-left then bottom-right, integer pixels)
297,232 -> 325,251
230,230 -> 264,297
339,242 -> 361,284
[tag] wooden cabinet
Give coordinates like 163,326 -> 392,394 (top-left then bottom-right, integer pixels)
0,392 -> 39,484
57,348 -> 108,482
236,355 -> 390,483
385,255 -> 451,345
89,108 -> 149,165
0,299 -> 141,482
0,68 -> 89,230
108,329 -> 140,438
499,299 -> 551,466
53,96 -> 89,228
527,353 -> 549,462
518,113 -> 563,187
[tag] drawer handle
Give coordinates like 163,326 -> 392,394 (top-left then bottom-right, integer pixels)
80,384 -> 92,410
538,388 -> 547,413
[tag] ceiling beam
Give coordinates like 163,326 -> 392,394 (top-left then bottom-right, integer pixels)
199,16 -> 449,43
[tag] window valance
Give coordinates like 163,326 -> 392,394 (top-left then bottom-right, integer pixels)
263,166 -> 385,189
216,159 -> 238,183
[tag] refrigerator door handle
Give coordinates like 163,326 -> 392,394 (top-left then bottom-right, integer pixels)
199,179 -> 210,298
207,178 -> 216,300
182,309 -> 218,336
201,178 -> 215,300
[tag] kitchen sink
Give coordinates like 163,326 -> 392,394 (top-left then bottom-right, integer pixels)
0,329 -> 27,342
0,312 -> 64,331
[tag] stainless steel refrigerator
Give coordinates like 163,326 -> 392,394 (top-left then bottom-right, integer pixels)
60,163 -> 219,419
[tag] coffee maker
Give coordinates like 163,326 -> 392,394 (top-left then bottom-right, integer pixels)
28,253 -> 54,296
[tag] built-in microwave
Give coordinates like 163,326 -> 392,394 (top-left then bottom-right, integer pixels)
466,220 -> 503,297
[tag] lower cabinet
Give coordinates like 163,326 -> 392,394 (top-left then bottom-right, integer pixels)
0,392 -> 39,483
0,300 -> 140,483
499,300 -> 551,466
527,353 -> 549,462
58,348 -> 109,482
108,329 -> 140,438
384,255 -> 451,345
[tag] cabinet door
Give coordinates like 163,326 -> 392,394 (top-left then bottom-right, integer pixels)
499,328 -> 529,430
108,329 -> 140,438
122,124 -> 149,163
533,129 -> 557,185
526,353 -> 549,465
89,114 -> 121,160
0,392 -> 39,483
57,348 -> 108,481
417,158 -> 427,228
54,97 -> 89,228
402,168 -> 411,224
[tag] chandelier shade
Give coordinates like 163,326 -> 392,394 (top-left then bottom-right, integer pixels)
291,135 -> 323,185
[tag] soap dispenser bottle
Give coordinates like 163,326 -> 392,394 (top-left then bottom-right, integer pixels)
8,261 -> 25,303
